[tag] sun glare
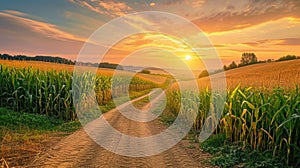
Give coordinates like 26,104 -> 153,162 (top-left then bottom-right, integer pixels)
150,2 -> 155,7
185,55 -> 191,60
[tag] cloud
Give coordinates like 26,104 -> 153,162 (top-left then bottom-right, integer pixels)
242,39 -> 284,47
229,49 -> 283,53
0,10 -> 86,58
203,15 -> 300,61
99,1 -> 132,12
2,10 -> 32,18
242,38 -> 300,47
70,0 -> 132,17
0,11 -> 86,42
208,17 -> 300,45
193,0 -> 300,33
162,0 -> 205,7
64,11 -> 106,37
66,0 -> 299,33
277,38 -> 300,46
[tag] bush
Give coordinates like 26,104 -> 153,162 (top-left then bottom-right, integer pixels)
198,70 -> 209,78
276,55 -> 297,62
140,69 -> 150,74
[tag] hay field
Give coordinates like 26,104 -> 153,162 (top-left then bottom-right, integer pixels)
198,59 -> 300,90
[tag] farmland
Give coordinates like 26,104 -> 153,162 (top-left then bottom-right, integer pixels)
166,86 -> 300,166
0,60 -> 166,166
0,62 -> 162,120
0,60 -> 168,86
166,59 -> 300,167
197,59 -> 300,90
0,59 -> 299,167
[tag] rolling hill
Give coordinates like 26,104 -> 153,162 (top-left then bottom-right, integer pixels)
199,59 -> 300,90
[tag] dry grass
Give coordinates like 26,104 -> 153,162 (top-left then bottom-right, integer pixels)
0,157 -> 9,168
220,59 -> 300,89
0,60 -> 75,72
196,59 -> 300,90
1,132 -> 65,167
0,60 -> 167,85
171,59 -> 300,90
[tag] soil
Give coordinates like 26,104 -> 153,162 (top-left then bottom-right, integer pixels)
3,93 -> 216,168
30,98 -> 216,168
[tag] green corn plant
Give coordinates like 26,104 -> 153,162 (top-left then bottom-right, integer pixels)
165,84 -> 299,166
0,65 -> 157,121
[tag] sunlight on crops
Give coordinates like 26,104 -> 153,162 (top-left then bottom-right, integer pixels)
200,59 -> 300,89
0,60 -> 167,85
0,64 -> 157,121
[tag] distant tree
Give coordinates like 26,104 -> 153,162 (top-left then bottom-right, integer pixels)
240,53 -> 257,66
99,62 -> 120,69
228,61 -> 238,69
0,53 -> 75,65
223,65 -> 228,71
212,69 -> 223,74
140,69 -> 150,74
198,70 -> 209,78
1,54 -> 10,60
276,55 -> 297,62
223,61 -> 238,71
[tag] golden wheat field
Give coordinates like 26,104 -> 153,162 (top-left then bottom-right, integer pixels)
0,60 -> 167,85
206,59 -> 300,89
171,59 -> 300,90
3,59 -> 299,90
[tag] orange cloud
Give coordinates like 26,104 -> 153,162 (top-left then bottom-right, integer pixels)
70,0 -> 132,17
99,1 -> 132,14
191,0 -> 300,33
278,38 -> 300,46
81,1 -> 104,14
242,38 -> 300,47
191,0 -> 205,8
2,10 -> 33,18
229,49 -> 283,53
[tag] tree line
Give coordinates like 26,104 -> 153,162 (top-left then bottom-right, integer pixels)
199,53 -> 300,78
223,53 -> 300,71
0,53 -> 123,70
0,53 -> 75,65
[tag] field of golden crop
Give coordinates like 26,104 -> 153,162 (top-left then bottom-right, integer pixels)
195,59 -> 300,90
0,60 -> 75,72
167,59 -> 300,166
0,60 -> 167,85
1,59 -> 299,167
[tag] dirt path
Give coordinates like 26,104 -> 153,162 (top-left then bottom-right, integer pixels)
32,93 -> 214,168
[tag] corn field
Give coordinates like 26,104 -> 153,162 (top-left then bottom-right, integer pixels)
166,86 -> 300,166
0,65 -> 156,121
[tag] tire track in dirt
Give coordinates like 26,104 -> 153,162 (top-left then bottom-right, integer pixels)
32,93 -> 215,168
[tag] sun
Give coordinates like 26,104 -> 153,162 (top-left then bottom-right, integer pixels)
185,55 -> 192,60
150,2 -> 155,7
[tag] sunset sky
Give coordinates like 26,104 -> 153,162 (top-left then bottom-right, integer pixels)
0,0 -> 300,68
